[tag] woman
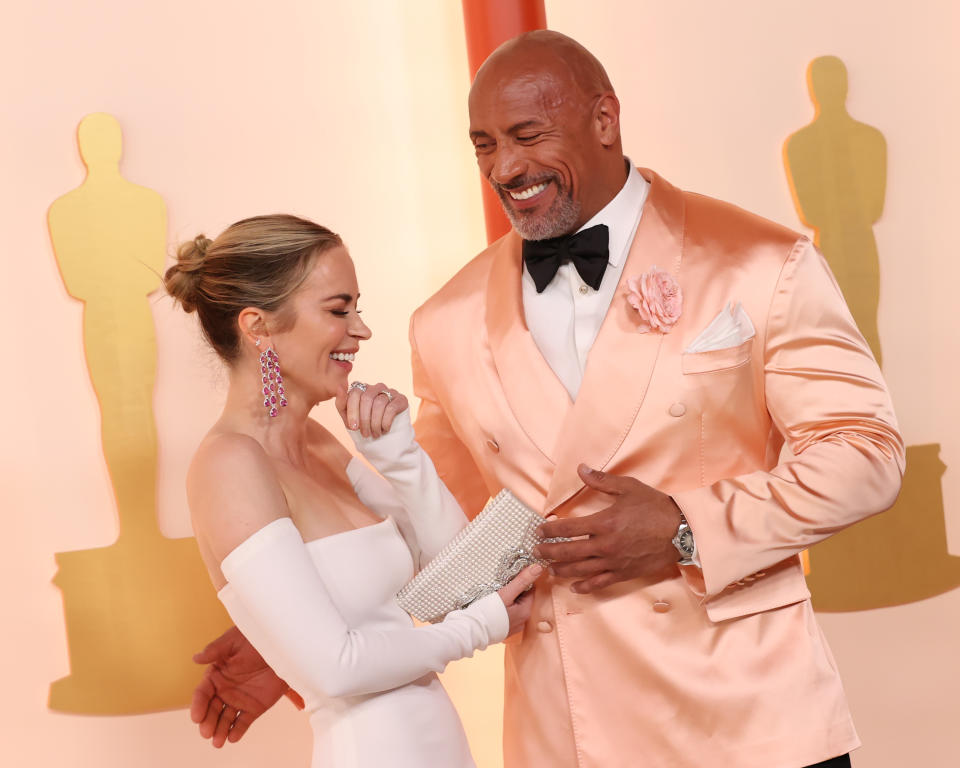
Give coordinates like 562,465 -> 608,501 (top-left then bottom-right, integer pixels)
164,214 -> 539,767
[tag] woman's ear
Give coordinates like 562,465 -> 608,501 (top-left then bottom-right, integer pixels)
237,307 -> 269,351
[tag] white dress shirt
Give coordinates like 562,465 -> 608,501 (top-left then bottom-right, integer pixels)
522,163 -> 649,400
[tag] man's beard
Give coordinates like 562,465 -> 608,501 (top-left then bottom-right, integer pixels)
494,176 -> 581,241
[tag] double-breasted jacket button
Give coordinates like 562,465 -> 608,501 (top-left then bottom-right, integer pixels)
486,438 -> 500,453
668,402 -> 687,417
536,620 -> 554,633
652,601 -> 672,613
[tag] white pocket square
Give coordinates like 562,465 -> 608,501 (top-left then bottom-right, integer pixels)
685,302 -> 755,353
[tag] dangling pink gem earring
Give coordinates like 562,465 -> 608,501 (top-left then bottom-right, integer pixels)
258,344 -> 288,417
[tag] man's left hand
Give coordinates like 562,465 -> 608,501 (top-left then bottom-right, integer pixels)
533,464 -> 683,593
190,626 -> 302,748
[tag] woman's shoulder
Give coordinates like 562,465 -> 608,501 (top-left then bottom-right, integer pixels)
187,430 -> 291,562
193,429 -> 272,470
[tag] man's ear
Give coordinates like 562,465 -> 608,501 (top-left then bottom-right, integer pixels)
594,93 -> 621,147
237,307 -> 269,351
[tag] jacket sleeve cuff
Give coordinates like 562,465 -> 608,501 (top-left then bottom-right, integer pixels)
672,492 -> 707,598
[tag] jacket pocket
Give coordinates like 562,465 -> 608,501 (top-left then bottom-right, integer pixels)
704,556 -> 811,623
681,337 -> 753,375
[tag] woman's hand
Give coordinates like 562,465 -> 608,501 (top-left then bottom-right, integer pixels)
497,564 -> 543,638
336,381 -> 409,438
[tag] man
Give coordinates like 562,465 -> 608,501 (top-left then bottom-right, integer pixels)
193,31 -> 902,768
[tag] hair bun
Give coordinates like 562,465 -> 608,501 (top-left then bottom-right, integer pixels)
193,235 -> 212,257
163,233 -> 211,313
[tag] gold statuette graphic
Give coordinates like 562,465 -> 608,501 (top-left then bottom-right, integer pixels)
784,58 -> 960,610
784,55 -> 885,366
47,113 -> 232,713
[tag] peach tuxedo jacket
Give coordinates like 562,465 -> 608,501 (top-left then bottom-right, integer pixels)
409,169 -> 903,768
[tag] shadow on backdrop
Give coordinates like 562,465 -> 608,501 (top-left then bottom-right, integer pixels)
784,57 -> 960,611
47,113 -> 231,713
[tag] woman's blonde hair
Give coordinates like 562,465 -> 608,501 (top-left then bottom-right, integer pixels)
164,214 -> 342,362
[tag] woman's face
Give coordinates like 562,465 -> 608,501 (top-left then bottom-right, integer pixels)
270,246 -> 371,405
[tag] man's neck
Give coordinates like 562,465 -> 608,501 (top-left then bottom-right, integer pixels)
570,156 -> 631,232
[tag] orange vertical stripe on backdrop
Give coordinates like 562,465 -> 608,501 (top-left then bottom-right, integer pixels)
461,0 -> 547,244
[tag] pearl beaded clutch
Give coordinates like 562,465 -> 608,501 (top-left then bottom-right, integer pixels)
396,489 -> 561,624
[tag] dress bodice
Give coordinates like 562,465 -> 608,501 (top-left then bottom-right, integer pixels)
213,421 -> 506,768
300,517 -> 415,631
218,516 -> 421,715
216,496 -> 497,768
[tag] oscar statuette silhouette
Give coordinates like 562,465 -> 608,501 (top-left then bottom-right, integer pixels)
784,58 -> 960,610
47,113 -> 231,713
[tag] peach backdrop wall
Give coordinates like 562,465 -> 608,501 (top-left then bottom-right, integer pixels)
2,1 -> 956,766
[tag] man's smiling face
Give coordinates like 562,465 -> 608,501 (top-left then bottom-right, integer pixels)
468,62 -> 602,241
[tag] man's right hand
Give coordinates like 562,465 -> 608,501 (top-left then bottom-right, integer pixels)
191,625 -> 302,747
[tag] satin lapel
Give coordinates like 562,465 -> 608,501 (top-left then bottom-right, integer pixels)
545,170 -> 686,512
486,231 -> 573,463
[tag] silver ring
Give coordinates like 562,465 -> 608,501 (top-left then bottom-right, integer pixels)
231,709 -> 243,726
348,381 -> 367,393
375,390 -> 394,402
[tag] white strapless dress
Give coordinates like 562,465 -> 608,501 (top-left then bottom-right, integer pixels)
216,413 -> 506,768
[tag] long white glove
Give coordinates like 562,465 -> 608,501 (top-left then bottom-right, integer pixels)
349,410 -> 471,566
219,517 -> 508,701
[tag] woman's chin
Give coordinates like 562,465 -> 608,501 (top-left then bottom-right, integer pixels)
308,381 -> 342,406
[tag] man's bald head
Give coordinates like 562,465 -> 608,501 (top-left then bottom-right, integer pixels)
468,32 -> 627,240
472,30 -> 614,105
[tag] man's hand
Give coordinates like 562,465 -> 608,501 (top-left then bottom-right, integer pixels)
190,626 -> 302,747
533,464 -> 683,593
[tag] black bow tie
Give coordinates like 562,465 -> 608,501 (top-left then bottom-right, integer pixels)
522,224 -> 610,293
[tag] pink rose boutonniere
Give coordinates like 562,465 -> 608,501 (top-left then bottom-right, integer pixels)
625,266 -> 682,333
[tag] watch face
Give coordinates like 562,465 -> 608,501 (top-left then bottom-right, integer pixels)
677,528 -> 695,556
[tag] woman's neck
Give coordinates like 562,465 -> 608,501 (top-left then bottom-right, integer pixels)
219,365 -> 320,469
